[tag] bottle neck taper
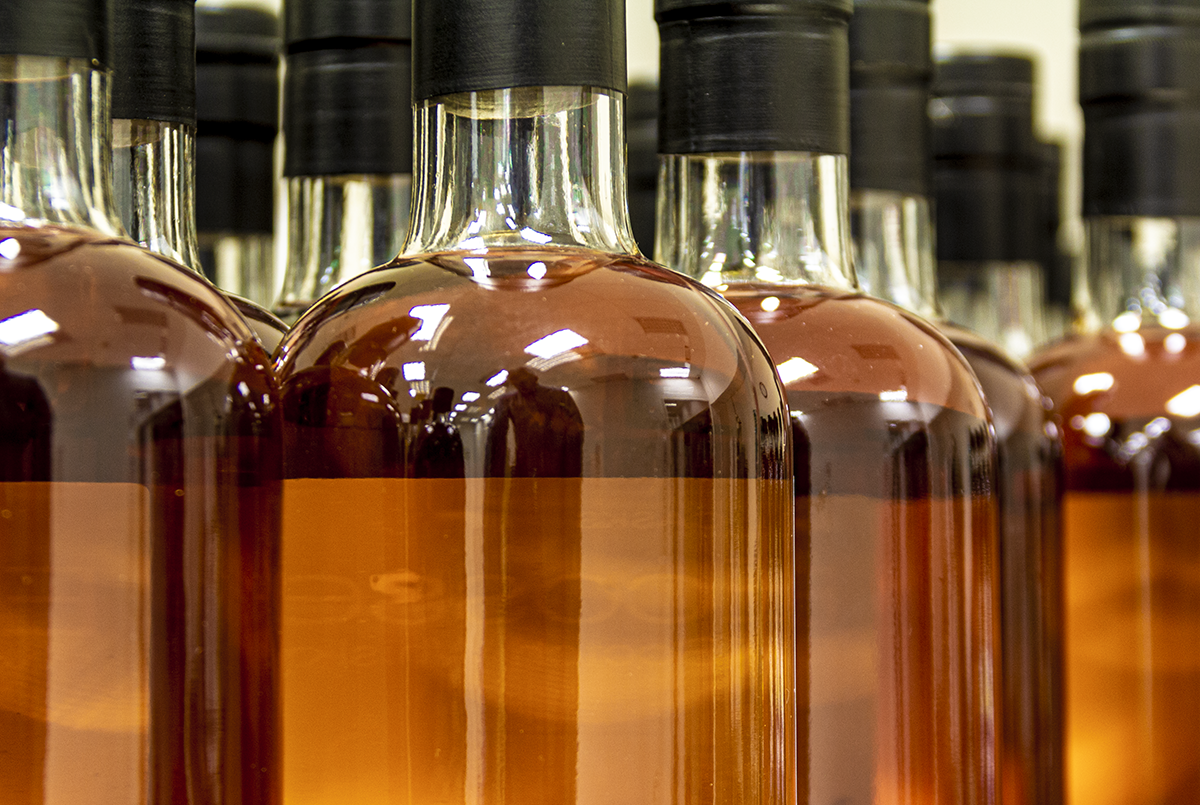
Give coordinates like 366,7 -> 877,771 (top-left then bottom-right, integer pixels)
0,56 -> 121,235
404,86 -> 637,257
851,188 -> 939,319
656,151 -> 856,292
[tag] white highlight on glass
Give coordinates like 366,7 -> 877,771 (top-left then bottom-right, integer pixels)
527,262 -> 548,280
1113,311 -> 1141,333
465,257 -> 490,279
760,296 -> 780,312
1118,332 -> 1146,357
454,404 -> 468,412
403,361 -> 426,381
361,392 -> 380,404
1073,372 -> 1115,395
131,356 -> 166,371
776,356 -> 819,384
462,391 -> 481,402
1166,333 -> 1187,354
525,329 -> 588,359
1167,385 -> 1200,418
519,227 -> 553,245
410,304 -> 450,341
659,366 -> 690,378
1160,308 -> 1190,330
1081,412 -> 1112,438
486,370 -> 509,388
879,388 -> 909,403
0,238 -> 20,260
0,309 -> 58,347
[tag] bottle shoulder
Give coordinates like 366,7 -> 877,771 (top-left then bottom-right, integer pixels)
722,284 -> 990,420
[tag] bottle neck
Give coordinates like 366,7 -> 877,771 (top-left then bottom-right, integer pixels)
850,189 -> 940,320
938,259 -> 1049,360
112,118 -> 201,269
404,86 -> 636,256
275,173 -> 413,322
1080,216 -> 1200,334
655,151 -> 855,291
0,56 -> 121,235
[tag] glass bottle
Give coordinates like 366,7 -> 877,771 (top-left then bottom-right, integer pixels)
111,0 -> 287,353
195,3 -> 280,309
655,2 -> 998,803
1030,4 -> 1200,801
626,82 -> 659,257
0,1 -> 281,803
1038,141 -> 1074,343
273,0 -> 413,325
850,6 -> 1063,805
931,55 -> 1050,361
274,0 -> 796,803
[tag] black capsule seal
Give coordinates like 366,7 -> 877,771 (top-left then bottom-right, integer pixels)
1080,0 -> 1200,216
110,0 -> 194,124
850,0 -> 931,195
657,0 -> 852,155
0,0 -> 108,64
284,45 -> 413,176
932,54 -> 1040,262
286,0 -> 411,48
412,0 -> 626,101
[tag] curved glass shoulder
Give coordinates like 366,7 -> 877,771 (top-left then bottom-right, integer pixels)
943,322 -> 1064,805
0,224 -> 280,803
275,246 -> 795,805
726,283 -> 998,805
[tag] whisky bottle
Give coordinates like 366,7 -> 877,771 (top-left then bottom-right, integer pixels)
111,0 -> 288,352
656,1 -> 999,802
275,0 -> 796,803
195,3 -> 280,308
627,82 -> 659,256
850,4 -> 1063,805
1038,141 -> 1073,342
0,1 -> 281,803
931,55 -> 1050,360
1030,2 -> 1200,801
273,0 -> 413,325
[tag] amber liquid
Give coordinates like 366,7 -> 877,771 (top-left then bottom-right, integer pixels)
276,248 -> 795,805
946,325 -> 1064,805
726,286 -> 998,805
0,225 -> 281,805
1032,327 -> 1200,804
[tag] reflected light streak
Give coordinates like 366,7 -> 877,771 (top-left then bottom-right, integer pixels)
0,308 -> 58,347
1167,385 -> 1200,418
1073,372 -> 1115,396
525,329 -> 588,359
486,370 -> 509,387
776,356 -> 819,385
131,356 -> 166,371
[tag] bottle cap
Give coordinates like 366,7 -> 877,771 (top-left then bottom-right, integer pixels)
0,0 -> 108,64
283,45 -> 413,176
412,0 -> 626,101
1079,0 -> 1200,216
656,0 -> 852,155
850,0 -> 932,195
110,0 -> 194,124
285,0 -> 411,47
932,53 -> 1040,262
195,4 -> 279,235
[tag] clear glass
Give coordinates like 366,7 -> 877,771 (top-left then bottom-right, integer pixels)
850,190 -> 940,320
661,154 -> 999,804
275,87 -> 797,805
1031,216 -> 1200,804
939,259 -> 1050,362
200,232 -> 276,309
112,118 -> 287,353
0,56 -> 280,804
274,173 -> 411,325
854,188 -> 1065,805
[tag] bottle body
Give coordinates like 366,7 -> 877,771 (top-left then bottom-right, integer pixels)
944,324 -> 1064,805
1032,325 -> 1200,803
726,285 -> 997,805
0,225 -> 281,805
276,247 -> 795,805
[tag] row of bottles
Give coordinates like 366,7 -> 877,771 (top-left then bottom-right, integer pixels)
2,1 -> 1197,805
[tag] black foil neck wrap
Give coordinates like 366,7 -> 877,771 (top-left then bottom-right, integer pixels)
111,0 -> 195,124
932,53 -> 1040,262
850,0 -> 932,195
412,0 -> 626,101
1080,0 -> 1200,216
195,4 -> 279,235
283,44 -> 413,176
286,0 -> 411,48
657,0 -> 852,155
0,0 -> 109,64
